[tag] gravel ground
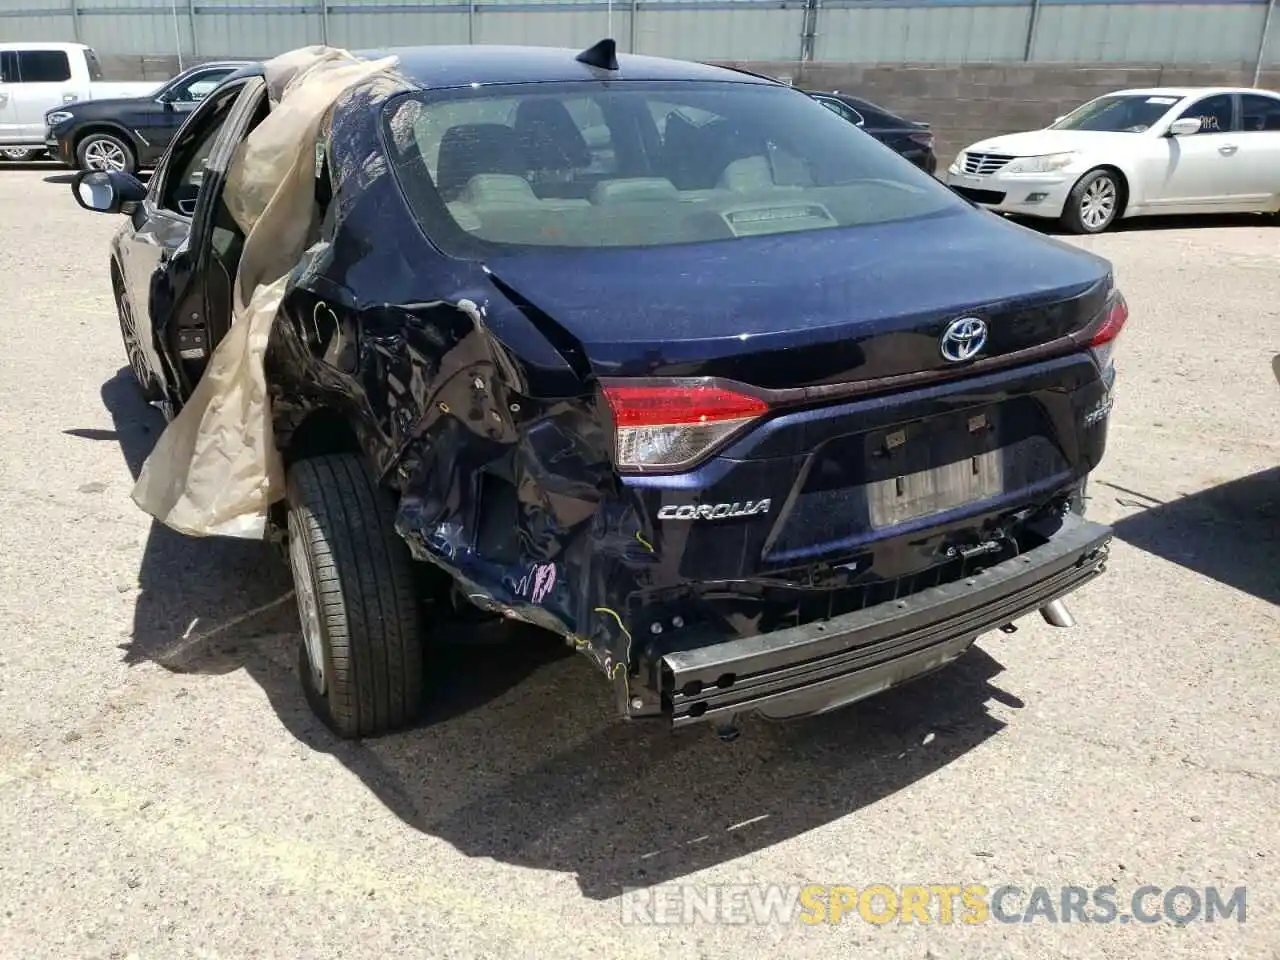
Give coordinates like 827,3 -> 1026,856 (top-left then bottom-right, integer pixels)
0,164 -> 1277,960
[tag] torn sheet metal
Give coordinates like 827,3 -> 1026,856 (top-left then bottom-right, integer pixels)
130,46 -> 400,539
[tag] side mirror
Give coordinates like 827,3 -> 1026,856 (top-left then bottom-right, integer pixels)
71,169 -> 147,215
1168,117 -> 1202,137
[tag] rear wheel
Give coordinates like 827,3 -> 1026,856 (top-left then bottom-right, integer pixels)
285,454 -> 428,739
1060,169 -> 1121,234
76,132 -> 136,174
0,148 -> 40,162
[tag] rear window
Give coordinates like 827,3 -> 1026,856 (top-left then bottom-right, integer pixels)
16,50 -> 71,83
381,80 -> 960,256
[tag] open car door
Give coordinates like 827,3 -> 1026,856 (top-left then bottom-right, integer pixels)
142,74 -> 269,411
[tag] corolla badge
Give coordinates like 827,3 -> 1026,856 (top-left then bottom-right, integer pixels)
658,500 -> 771,521
939,316 -> 988,363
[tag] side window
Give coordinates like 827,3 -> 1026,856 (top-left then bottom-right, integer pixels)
0,52 -> 17,84
15,50 -> 72,83
815,97 -> 851,121
1176,94 -> 1234,134
158,85 -> 245,216
647,100 -> 720,136
171,70 -> 231,104
560,95 -> 617,174
1239,94 -> 1280,132
186,78 -> 222,102
817,98 -> 865,126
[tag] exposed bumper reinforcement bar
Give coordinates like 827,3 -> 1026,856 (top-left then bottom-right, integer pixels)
658,514 -> 1113,728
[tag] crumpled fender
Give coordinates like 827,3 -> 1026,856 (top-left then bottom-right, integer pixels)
269,279 -> 657,704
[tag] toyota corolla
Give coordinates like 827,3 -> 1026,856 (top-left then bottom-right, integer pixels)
72,41 -> 1123,739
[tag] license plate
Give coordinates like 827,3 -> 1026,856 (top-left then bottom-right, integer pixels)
867,449 -> 1004,528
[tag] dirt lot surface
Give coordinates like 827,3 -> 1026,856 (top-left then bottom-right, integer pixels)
0,165 -> 1276,960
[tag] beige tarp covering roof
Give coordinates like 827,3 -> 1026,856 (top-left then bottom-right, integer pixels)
130,46 -> 399,540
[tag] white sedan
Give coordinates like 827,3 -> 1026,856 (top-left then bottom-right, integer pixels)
944,86 -> 1280,233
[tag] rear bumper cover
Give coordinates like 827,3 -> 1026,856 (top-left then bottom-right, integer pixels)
656,513 -> 1112,727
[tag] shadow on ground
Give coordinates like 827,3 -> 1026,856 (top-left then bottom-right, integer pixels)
80,368 -> 1020,900
1009,210 -> 1277,236
1110,466 -> 1280,606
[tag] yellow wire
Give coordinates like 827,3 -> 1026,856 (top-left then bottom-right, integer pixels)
592,606 -> 632,643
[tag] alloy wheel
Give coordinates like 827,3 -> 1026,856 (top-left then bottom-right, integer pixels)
288,510 -> 327,696
1079,176 -> 1117,231
116,291 -> 151,392
83,138 -> 128,172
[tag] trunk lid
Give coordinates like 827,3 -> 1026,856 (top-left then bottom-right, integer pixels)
484,206 -> 1113,389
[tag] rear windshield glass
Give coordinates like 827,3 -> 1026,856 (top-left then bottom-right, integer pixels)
1049,94 -> 1181,133
381,80 -> 961,256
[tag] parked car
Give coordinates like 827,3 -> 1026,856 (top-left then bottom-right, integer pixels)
805,89 -> 938,174
71,41 -> 1121,740
0,146 -> 45,161
944,86 -> 1280,234
0,42 -> 161,159
44,60 -> 250,173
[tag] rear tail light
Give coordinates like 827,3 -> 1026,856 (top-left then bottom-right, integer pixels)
1089,289 -> 1128,370
600,379 -> 770,472
907,131 -> 935,149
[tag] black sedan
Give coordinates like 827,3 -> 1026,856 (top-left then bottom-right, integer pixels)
805,89 -> 938,174
44,60 -> 250,174
70,42 -> 1119,740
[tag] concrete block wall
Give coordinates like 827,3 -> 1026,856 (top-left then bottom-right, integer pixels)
101,53 -> 1280,166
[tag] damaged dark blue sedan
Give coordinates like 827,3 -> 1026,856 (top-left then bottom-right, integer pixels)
71,41 -> 1124,740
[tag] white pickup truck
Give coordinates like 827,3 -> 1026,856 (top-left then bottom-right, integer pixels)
0,42 -> 163,160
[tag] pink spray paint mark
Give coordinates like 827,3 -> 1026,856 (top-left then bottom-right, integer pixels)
530,563 -> 557,604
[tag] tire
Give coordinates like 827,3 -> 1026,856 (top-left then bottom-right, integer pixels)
1060,168 -> 1121,235
285,454 -> 427,739
0,148 -> 40,162
114,282 -> 162,402
75,131 -> 136,174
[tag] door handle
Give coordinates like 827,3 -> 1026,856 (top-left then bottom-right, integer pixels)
1219,144 -> 1238,155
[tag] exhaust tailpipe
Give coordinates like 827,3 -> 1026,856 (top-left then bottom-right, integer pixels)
1040,599 -> 1076,629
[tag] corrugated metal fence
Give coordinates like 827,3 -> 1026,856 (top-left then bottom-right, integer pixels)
1,0 -> 1278,73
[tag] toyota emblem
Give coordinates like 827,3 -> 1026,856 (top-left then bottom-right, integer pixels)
939,317 -> 988,363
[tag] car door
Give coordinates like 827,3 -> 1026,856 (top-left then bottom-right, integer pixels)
117,75 -> 267,405
1148,93 -> 1249,211
1233,92 -> 1280,208
11,49 -> 78,142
